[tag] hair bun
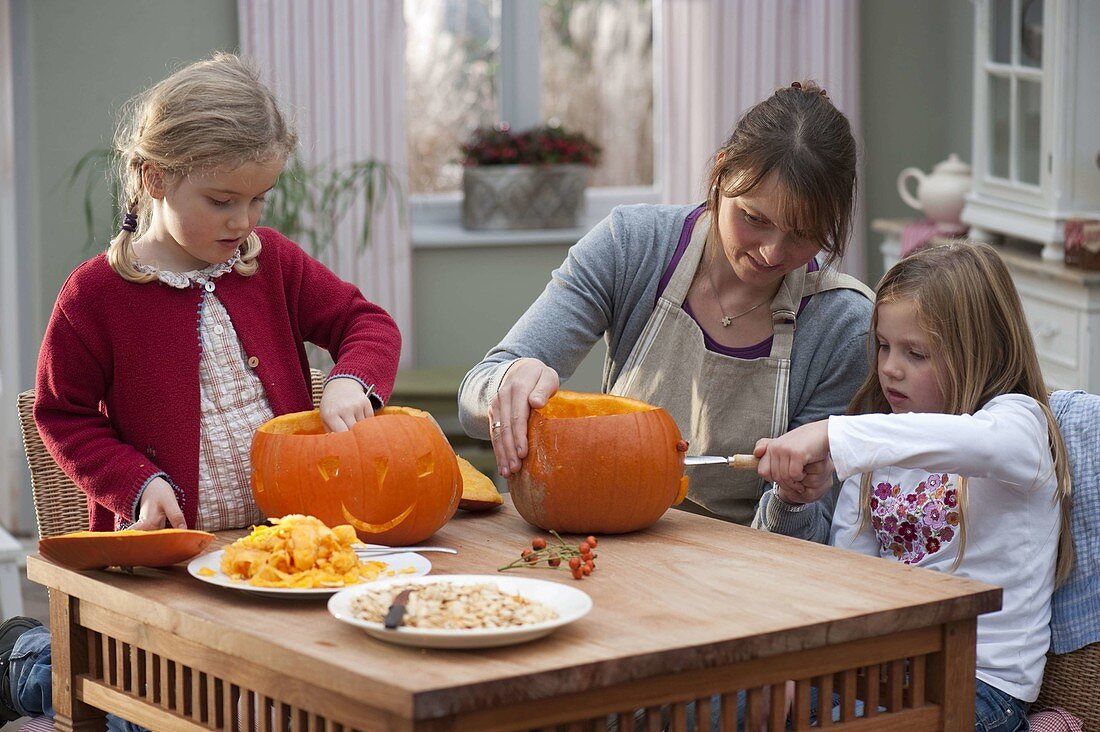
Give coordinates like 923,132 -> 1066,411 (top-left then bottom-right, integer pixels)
790,80 -> 828,98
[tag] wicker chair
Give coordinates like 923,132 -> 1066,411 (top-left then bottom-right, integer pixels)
1035,644 -> 1100,729
17,369 -> 327,538
17,390 -> 87,538
1032,390 -> 1100,729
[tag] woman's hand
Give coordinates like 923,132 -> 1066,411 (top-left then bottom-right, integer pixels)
489,358 -> 560,477
131,476 -> 187,530
320,377 -> 376,432
754,420 -> 833,505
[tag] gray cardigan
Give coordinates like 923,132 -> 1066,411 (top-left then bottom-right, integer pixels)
458,204 -> 873,528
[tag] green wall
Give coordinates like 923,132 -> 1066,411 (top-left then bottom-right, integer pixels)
860,0 -> 974,282
21,0 -> 239,351
412,244 -> 605,390
12,0 -> 238,528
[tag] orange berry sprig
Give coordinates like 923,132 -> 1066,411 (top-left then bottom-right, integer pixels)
498,530 -> 599,580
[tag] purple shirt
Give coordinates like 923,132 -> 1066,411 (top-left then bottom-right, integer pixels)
657,204 -> 817,359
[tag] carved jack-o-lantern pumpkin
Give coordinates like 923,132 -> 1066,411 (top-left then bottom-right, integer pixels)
507,390 -> 689,534
251,407 -> 461,546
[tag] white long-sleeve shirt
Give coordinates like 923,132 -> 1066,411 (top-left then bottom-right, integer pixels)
828,394 -> 1060,702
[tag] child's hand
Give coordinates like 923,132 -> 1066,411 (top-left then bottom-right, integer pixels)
769,458 -> 837,506
754,420 -> 833,504
319,377 -> 376,432
131,477 -> 187,530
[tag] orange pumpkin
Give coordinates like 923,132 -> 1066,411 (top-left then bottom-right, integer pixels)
38,529 -> 216,570
251,406 -> 461,546
507,390 -> 689,533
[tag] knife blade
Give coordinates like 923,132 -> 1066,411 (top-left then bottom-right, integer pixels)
383,588 -> 413,629
683,454 -> 759,470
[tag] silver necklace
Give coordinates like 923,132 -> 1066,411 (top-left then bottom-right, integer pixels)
704,245 -> 771,327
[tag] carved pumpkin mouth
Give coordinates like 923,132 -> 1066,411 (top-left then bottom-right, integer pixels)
341,501 -> 415,533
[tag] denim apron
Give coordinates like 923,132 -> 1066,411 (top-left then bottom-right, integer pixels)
610,210 -> 873,525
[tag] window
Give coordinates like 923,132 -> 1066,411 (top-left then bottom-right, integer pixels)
405,0 -> 656,199
985,0 -> 1045,190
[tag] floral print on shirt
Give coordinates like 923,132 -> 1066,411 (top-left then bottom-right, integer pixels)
869,472 -> 960,564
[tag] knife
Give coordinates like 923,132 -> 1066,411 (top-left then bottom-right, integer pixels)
383,588 -> 413,629
683,454 -> 760,470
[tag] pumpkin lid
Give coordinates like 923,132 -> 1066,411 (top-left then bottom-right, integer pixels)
39,528 -> 216,570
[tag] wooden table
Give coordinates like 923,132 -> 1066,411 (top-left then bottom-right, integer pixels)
28,498 -> 1001,731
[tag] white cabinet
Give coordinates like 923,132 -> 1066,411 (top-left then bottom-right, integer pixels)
874,218 -> 1100,392
963,0 -> 1100,261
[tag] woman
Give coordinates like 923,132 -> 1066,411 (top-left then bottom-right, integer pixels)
458,81 -> 874,527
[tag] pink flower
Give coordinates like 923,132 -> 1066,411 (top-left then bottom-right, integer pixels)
922,503 -> 946,530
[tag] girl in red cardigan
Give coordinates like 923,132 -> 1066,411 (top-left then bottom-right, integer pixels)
33,52 -> 402,535
5,53 -> 401,731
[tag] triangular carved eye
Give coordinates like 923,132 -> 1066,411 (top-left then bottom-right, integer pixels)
416,451 -> 434,478
375,455 -> 390,485
317,456 -> 341,481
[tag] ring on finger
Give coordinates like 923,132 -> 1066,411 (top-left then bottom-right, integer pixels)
491,420 -> 504,431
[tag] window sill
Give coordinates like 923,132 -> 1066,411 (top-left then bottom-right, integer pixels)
409,186 -> 660,250
411,219 -> 590,250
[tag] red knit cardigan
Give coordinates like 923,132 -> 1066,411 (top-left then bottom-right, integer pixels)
34,227 -> 402,531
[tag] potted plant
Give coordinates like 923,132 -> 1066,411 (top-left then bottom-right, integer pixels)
69,150 -> 399,258
460,123 -> 601,230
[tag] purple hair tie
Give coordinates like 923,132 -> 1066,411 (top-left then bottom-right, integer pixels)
121,212 -> 138,233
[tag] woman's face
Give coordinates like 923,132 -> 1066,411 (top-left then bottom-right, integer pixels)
712,171 -> 822,288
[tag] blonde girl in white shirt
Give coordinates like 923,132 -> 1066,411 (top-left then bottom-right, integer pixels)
755,241 -> 1072,731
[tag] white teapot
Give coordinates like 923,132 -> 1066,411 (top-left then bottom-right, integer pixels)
896,154 -> 972,230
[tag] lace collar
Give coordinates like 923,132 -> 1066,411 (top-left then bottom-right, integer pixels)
134,250 -> 242,291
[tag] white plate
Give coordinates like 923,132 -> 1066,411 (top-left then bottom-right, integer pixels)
327,574 -> 592,649
187,547 -> 432,599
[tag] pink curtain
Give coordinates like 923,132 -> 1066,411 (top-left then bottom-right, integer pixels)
238,0 -> 413,364
661,0 -> 864,278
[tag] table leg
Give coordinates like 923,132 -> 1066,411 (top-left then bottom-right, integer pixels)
48,588 -> 107,732
926,618 -> 977,732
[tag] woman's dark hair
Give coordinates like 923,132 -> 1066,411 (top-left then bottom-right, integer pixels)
706,81 -> 856,266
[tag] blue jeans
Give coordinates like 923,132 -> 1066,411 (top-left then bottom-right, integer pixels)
8,626 -> 146,732
975,678 -> 1030,732
680,680 -> 1022,731
683,688 -> 864,729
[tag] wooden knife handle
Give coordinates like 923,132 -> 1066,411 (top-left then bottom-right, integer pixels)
729,454 -> 760,470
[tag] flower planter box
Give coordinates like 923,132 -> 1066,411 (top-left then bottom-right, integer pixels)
462,164 -> 589,230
